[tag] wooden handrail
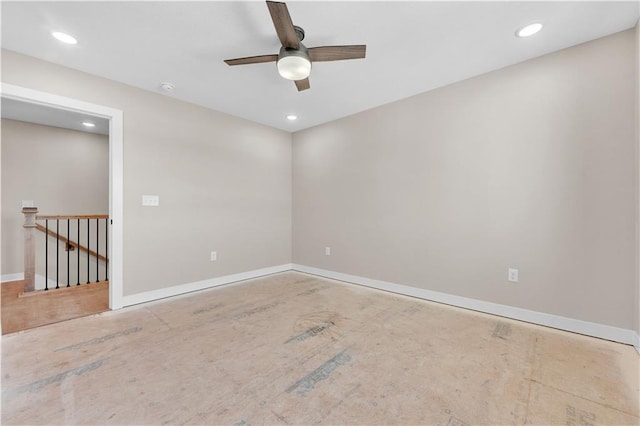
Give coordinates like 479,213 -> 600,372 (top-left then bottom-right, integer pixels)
36,214 -> 109,220
35,224 -> 108,263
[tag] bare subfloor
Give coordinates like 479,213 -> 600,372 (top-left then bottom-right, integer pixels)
2,272 -> 638,425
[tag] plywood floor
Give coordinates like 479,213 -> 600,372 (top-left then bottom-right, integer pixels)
1,272 -> 638,425
1,280 -> 109,334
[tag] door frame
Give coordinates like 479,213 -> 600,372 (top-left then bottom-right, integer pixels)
1,83 -> 124,309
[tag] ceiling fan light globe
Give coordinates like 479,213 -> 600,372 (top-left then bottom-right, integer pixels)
277,56 -> 311,80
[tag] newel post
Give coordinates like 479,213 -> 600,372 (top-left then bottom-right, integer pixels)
22,207 -> 38,292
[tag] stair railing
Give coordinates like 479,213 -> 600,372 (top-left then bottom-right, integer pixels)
22,207 -> 109,292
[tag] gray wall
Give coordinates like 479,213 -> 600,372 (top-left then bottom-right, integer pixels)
1,119 -> 109,282
1,49 -> 292,296
293,30 -> 637,330
2,27 -> 638,334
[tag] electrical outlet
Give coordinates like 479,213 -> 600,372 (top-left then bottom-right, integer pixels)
325,247 -> 331,256
210,251 -> 217,262
508,268 -> 519,282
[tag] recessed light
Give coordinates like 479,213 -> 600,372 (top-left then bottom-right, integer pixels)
82,122 -> 96,128
516,23 -> 543,38
286,114 -> 298,121
51,31 -> 78,44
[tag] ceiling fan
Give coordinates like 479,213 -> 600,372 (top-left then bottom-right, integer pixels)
224,1 -> 366,91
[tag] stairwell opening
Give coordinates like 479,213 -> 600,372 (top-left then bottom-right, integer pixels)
1,84 -> 123,334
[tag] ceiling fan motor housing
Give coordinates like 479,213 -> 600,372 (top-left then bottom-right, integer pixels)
293,25 -> 305,42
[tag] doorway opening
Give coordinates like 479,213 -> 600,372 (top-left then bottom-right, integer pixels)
1,83 -> 123,333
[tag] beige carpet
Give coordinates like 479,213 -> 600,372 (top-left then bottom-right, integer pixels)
2,272 -> 638,424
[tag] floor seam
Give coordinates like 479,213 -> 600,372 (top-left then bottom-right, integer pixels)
146,307 -> 173,330
529,378 -> 639,418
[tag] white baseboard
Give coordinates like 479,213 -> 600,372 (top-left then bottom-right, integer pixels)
122,264 -> 293,307
1,273 -> 24,283
292,264 -> 637,347
7,263 -> 637,351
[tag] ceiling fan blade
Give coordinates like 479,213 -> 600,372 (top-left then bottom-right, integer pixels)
295,78 -> 310,91
266,1 -> 300,50
224,54 -> 278,66
308,45 -> 366,62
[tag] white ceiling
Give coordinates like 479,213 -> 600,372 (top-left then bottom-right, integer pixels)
1,1 -> 638,133
2,97 -> 110,135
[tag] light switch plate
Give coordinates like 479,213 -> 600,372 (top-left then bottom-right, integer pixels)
142,195 -> 159,206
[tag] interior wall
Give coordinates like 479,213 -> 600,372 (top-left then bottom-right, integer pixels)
293,29 -> 637,330
1,49 -> 292,297
1,119 -> 108,278
636,21 -> 640,344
